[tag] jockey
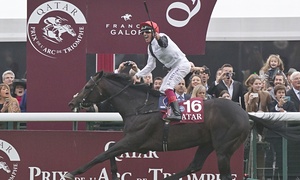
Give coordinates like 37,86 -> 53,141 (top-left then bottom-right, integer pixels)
133,21 -> 191,121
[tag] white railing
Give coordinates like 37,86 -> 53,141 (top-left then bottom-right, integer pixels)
0,112 -> 123,122
0,112 -> 299,122
249,112 -> 300,121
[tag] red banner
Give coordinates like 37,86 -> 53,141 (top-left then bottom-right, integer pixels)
0,131 -> 243,180
87,0 -> 216,54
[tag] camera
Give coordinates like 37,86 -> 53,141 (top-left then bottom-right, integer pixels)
124,61 -> 132,66
283,96 -> 291,102
194,70 -> 200,75
251,93 -> 259,98
225,72 -> 234,79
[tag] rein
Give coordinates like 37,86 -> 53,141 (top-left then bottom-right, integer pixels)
79,74 -> 159,116
100,81 -> 131,104
102,80 -> 160,116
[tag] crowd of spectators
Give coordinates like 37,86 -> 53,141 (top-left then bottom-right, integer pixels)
98,54 -> 300,116
0,70 -> 27,129
3,54 -> 299,127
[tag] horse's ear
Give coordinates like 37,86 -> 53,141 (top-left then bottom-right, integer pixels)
98,71 -> 104,77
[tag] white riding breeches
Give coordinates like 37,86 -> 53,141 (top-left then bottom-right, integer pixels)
159,59 -> 191,93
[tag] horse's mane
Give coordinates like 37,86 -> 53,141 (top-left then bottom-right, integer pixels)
102,72 -> 161,97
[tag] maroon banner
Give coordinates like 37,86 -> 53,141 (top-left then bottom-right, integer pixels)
0,131 -> 243,180
86,0 -> 216,55
27,1 -> 88,129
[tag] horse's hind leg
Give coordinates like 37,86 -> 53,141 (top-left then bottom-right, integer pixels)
216,136 -> 246,180
164,144 -> 214,180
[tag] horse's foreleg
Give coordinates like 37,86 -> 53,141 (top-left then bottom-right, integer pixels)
109,143 -> 119,180
64,139 -> 129,180
164,144 -> 214,180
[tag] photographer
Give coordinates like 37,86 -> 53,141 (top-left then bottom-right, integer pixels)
114,61 -> 140,75
268,84 -> 296,112
207,64 -> 246,109
244,74 -> 271,112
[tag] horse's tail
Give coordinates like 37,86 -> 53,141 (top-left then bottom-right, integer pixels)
248,113 -> 300,142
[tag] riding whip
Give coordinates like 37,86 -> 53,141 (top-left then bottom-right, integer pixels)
143,0 -> 156,34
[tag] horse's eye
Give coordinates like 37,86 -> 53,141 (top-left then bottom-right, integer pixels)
84,86 -> 90,90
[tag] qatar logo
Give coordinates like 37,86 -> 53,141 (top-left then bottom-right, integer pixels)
0,139 -> 20,179
27,1 -> 87,59
166,0 -> 201,27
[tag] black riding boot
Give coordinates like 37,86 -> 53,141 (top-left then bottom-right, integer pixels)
166,101 -> 182,121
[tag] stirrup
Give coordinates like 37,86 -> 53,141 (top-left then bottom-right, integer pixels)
165,114 -> 182,122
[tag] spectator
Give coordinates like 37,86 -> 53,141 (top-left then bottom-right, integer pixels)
199,65 -> 211,91
219,90 -> 231,100
2,70 -> 15,93
152,76 -> 163,91
208,68 -> 222,98
174,79 -> 190,102
0,83 -> 20,129
261,78 -> 269,91
191,84 -> 212,100
286,68 -> 297,90
259,54 -> 285,87
186,74 -> 202,94
114,61 -> 140,75
286,71 -> 300,111
244,74 -> 271,112
0,83 -> 20,113
142,73 -> 153,86
267,73 -> 288,100
12,79 -> 26,105
268,85 -> 297,112
183,61 -> 196,88
208,64 -> 245,108
20,89 -> 27,112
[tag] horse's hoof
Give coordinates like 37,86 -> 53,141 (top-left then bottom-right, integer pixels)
64,173 -> 75,180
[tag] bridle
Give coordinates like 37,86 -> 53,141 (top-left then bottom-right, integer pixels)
75,74 -> 131,111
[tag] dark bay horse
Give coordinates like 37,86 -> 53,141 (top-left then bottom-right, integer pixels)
65,71 -> 300,180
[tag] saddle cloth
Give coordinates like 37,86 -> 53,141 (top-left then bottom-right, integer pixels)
159,96 -> 204,124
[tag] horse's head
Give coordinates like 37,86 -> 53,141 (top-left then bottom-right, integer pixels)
62,24 -> 76,37
69,71 -> 107,112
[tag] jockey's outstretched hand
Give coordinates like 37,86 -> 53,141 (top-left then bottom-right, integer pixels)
154,32 -> 160,40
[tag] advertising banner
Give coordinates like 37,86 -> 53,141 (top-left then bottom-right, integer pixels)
0,131 -> 243,180
27,0 -> 88,129
86,0 -> 216,54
